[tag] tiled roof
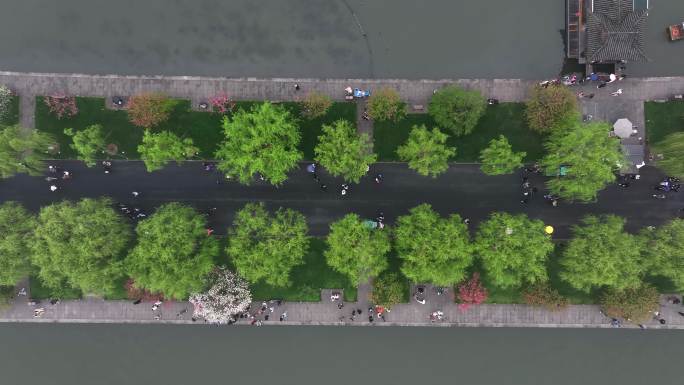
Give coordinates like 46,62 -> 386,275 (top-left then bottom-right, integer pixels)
586,0 -> 648,62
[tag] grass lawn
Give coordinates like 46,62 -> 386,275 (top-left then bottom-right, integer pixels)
373,103 -> 544,163
36,97 -> 224,159
644,101 -> 684,144
0,95 -> 19,126
248,238 -> 358,302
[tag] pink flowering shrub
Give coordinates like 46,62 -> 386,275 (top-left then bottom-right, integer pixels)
209,94 -> 236,114
44,94 -> 78,119
457,272 -> 488,311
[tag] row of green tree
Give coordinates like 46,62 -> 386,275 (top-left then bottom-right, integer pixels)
2,200 -> 681,305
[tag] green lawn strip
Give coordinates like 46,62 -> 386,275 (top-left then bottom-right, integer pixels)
373,103 -> 543,162
248,237 -> 358,302
0,95 -> 19,126
447,103 -> 544,162
29,275 -> 82,300
644,101 -> 684,144
36,97 -> 225,159
373,114 -> 431,161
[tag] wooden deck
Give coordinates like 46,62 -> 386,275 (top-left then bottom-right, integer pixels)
567,0 -> 584,60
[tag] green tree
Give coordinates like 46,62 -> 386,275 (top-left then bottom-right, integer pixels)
541,121 -> 624,202
301,91 -> 332,119
652,132 -> 684,179
601,284 -> 659,323
227,203 -> 309,287
428,85 -> 486,136
397,125 -> 455,177
31,198 -> 131,296
314,120 -> 376,183
479,135 -> 526,175
367,87 -> 406,122
138,130 -> 199,172
0,202 -> 36,286
560,215 -> 645,292
395,204 -> 473,286
474,212 -> 553,288
126,203 -> 218,299
0,125 -> 54,178
64,124 -> 106,167
325,213 -> 390,284
525,85 -> 579,133
215,103 -> 302,185
643,218 -> 684,290
371,272 -> 407,310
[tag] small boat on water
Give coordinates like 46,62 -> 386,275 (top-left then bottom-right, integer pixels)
668,22 -> 684,41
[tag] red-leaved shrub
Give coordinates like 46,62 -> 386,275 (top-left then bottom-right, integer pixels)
44,94 -> 78,119
457,272 -> 488,311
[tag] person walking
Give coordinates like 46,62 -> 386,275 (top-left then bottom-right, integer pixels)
49,185 -> 58,192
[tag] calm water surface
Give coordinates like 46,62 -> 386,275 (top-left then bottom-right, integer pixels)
0,324 -> 681,385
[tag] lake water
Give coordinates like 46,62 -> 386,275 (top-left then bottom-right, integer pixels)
1,0 -> 683,79
0,324 -> 682,385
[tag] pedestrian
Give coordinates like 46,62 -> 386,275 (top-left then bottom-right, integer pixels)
369,315 -> 374,323
337,302 -> 344,309
463,218 -> 470,225
610,89 -> 623,96
132,191 -> 140,197
678,312 -> 684,317
374,173 -> 383,184
50,185 -> 58,192
341,186 -> 347,196
320,183 -> 328,192
357,308 -> 362,315
577,91 -> 585,98
306,163 -> 316,174
62,171 -> 71,180
294,83 -> 300,91
586,93 -> 595,99
48,165 -> 57,173
659,318 -> 666,325
133,299 -> 142,305
597,82 -> 607,89
619,74 -> 627,80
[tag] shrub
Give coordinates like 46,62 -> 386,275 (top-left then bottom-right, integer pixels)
371,272 -> 407,310
457,272 -> 488,311
0,85 -> 12,120
44,94 -> 78,119
367,88 -> 406,122
428,85 -> 486,136
209,94 -> 236,114
523,283 -> 568,311
301,91 -> 332,119
600,284 -> 659,323
127,92 -> 176,128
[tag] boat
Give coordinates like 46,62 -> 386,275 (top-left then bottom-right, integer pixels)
668,22 -> 684,41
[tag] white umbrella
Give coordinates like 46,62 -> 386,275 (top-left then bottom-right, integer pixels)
613,118 -> 633,139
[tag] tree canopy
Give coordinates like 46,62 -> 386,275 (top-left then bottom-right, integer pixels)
479,135 -> 526,175
397,124 -> 455,177
138,130 -> 199,172
560,215 -> 645,292
227,203 -> 309,287
366,87 -> 406,122
0,202 -> 36,286
541,121 -> 624,202
314,120 -> 376,183
0,125 -> 54,178
395,204 -> 473,286
428,85 -> 486,136
474,212 -> 553,288
189,267 -> 252,324
64,124 -> 106,167
31,198 -> 131,296
325,213 -> 390,284
525,85 -> 579,133
652,132 -> 684,179
642,218 -> 684,290
126,203 -> 218,299
214,103 -> 302,185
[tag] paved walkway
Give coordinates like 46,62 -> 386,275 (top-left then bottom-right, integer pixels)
2,282 -> 682,329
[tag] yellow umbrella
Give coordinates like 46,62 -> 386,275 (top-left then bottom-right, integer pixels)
545,225 -> 554,234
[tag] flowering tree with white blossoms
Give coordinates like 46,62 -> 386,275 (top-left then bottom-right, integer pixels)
189,267 -> 252,324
